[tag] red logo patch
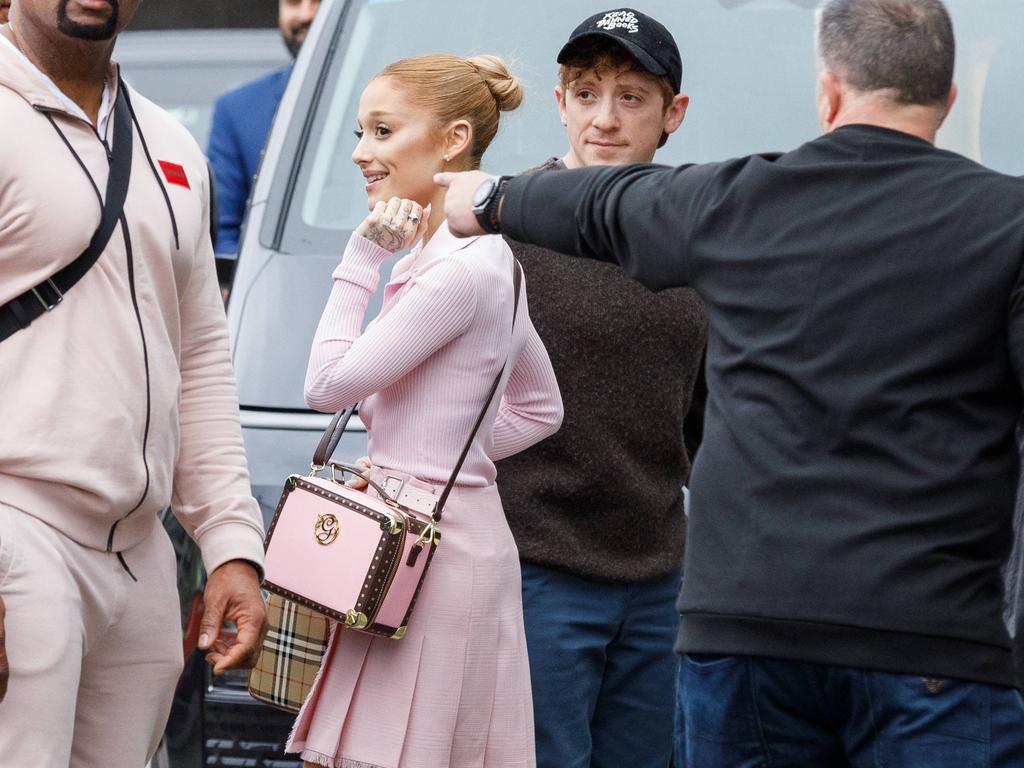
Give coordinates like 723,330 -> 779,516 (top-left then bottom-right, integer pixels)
158,160 -> 190,190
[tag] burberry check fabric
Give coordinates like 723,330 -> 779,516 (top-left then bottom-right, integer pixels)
248,594 -> 331,713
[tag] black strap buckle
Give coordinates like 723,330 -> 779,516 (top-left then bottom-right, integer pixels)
31,279 -> 64,311
1,80 -> 132,346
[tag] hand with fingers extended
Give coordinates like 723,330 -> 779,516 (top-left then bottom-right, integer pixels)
198,560 -> 267,676
0,595 -> 8,703
434,171 -> 494,238
354,196 -> 429,253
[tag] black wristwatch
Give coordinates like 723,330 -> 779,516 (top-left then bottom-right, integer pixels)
472,175 -> 512,234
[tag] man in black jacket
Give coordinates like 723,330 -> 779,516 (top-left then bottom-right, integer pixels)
495,11 -> 705,768
438,0 -> 1024,764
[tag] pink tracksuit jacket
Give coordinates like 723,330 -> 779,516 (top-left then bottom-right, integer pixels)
0,42 -> 264,574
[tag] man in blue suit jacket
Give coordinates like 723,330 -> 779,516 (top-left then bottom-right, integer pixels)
208,0 -> 320,254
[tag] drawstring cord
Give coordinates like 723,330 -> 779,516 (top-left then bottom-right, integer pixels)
33,82 -> 184,584
116,552 -> 139,582
40,90 -> 164,563
121,85 -> 180,251
43,114 -> 104,207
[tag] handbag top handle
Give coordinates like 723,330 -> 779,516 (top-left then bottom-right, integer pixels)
312,258 -> 524,523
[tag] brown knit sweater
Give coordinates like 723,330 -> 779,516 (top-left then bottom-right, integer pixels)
496,159 -> 707,584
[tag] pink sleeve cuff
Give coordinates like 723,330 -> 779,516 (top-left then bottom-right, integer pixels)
196,516 -> 267,578
332,234 -> 394,288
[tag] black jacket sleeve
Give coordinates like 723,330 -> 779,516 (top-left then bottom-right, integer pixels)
500,161 -> 715,291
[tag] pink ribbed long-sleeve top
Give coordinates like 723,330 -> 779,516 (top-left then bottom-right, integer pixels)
305,221 -> 563,487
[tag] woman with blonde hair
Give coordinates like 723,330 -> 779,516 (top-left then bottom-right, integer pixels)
286,53 -> 562,768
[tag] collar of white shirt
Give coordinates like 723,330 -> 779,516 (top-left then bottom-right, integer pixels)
0,29 -> 114,139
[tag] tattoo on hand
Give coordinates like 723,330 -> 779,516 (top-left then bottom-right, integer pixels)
363,222 -> 405,252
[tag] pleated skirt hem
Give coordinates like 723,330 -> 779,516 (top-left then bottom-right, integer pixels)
299,750 -> 386,768
285,480 -> 536,768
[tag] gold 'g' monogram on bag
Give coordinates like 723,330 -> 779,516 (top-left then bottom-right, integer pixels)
314,513 -> 340,545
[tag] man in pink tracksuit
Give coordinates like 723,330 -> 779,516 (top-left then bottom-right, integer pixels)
0,1 -> 268,765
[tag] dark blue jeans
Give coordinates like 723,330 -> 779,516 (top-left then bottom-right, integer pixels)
675,654 -> 1024,767
520,562 -> 679,768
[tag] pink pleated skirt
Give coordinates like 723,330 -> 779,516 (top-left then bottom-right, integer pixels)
286,469 -> 535,768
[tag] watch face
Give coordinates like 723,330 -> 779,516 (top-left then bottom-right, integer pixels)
472,178 -> 497,209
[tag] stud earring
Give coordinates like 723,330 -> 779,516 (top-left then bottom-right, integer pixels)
443,154 -> 450,162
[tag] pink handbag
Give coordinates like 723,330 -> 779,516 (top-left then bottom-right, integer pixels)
260,262 -> 522,639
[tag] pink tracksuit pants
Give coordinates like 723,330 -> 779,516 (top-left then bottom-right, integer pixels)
0,500 -> 183,767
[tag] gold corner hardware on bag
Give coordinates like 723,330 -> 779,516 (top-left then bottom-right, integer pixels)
285,475 -> 298,491
314,513 -> 340,545
344,610 -> 369,629
390,626 -> 407,640
379,515 -> 404,534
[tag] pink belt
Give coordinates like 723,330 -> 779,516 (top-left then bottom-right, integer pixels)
366,466 -> 439,520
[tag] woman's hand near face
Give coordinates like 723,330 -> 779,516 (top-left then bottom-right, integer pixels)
355,197 -> 429,253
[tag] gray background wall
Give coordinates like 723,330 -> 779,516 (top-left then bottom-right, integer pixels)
132,0 -> 278,29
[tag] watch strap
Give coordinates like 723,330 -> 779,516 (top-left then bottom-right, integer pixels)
476,175 -> 512,234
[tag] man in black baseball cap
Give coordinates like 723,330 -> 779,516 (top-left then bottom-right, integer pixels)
494,8 -> 705,768
558,8 -> 683,93
555,7 -> 688,164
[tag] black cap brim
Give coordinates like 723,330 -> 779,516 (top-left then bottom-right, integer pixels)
557,31 -> 669,80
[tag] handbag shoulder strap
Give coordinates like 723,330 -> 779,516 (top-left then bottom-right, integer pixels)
433,258 -> 523,520
0,78 -> 134,343
310,259 -> 525,523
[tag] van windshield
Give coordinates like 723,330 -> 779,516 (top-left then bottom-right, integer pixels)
284,0 -> 826,251
244,0 -> 1024,410
284,0 -> 1023,251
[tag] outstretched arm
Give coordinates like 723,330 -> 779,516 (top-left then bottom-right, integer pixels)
437,163 -> 714,291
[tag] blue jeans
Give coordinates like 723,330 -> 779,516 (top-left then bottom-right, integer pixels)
520,562 -> 679,768
675,654 -> 1024,767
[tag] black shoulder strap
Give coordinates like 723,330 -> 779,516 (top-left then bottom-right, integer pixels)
433,259 -> 522,520
0,79 -> 134,343
311,258 -> 525,523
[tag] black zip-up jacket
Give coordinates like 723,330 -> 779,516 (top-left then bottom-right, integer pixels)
500,124 -> 1024,686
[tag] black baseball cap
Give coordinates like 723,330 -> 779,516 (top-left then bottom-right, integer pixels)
557,8 -> 682,94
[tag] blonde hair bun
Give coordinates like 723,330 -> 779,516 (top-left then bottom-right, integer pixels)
466,54 -> 524,112
376,53 -> 521,168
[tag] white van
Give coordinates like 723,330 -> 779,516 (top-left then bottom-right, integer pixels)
229,0 -> 1024,492
165,2 -> 1024,766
